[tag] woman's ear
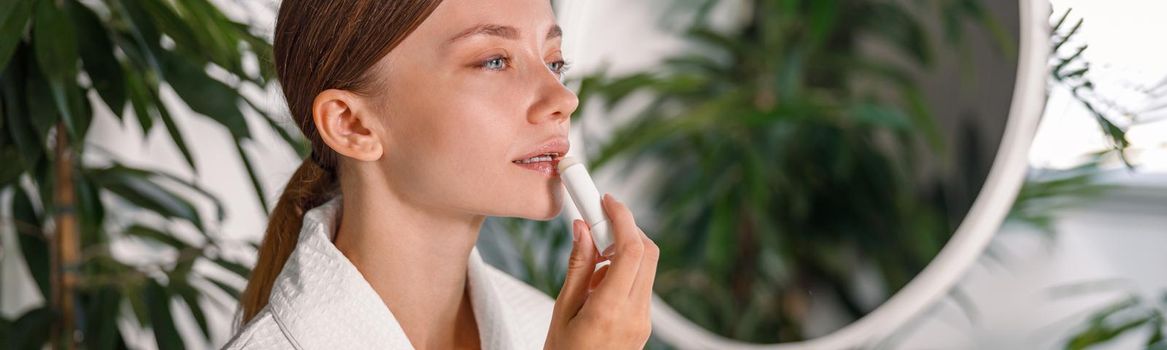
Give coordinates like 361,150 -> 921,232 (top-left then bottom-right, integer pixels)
312,89 -> 385,162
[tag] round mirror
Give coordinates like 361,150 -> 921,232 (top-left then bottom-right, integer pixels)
552,0 -> 1049,347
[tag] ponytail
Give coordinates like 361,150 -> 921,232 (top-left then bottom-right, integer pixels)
238,0 -> 442,327
238,157 -> 338,325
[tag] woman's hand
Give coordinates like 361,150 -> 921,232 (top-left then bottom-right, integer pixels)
545,193 -> 659,350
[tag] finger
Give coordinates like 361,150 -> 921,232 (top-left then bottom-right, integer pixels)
588,263 -> 610,292
553,219 -> 597,318
591,193 -> 645,304
630,228 -> 659,313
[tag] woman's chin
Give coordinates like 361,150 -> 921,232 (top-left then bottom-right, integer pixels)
492,183 -> 564,220
515,195 -> 563,221
523,202 -> 563,221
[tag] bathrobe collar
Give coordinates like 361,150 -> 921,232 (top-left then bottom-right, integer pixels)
264,196 -> 517,349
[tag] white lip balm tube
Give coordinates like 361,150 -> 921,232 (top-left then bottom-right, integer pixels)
557,156 -> 615,255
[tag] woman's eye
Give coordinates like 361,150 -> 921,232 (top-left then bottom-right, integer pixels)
482,56 -> 508,71
548,59 -> 573,77
478,55 -> 572,77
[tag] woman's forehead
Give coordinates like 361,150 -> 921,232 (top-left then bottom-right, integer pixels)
422,0 -> 560,45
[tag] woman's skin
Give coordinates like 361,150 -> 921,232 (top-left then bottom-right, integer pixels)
311,0 -> 658,348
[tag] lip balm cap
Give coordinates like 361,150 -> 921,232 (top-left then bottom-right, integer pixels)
557,156 -> 581,173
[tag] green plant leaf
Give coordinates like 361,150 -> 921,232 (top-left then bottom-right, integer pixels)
12,186 -> 49,299
5,307 -> 54,350
75,172 -> 106,245
105,163 -> 226,221
123,65 -> 156,134
0,147 -> 23,187
135,0 -> 201,59
83,287 -> 123,350
124,283 -> 151,328
232,21 -> 276,83
902,87 -> 944,152
24,58 -> 61,141
172,0 -> 248,76
1054,19 -> 1084,54
144,279 -> 185,350
213,257 -> 251,278
175,284 -> 212,341
1055,45 -> 1088,77
851,103 -> 911,130
262,111 -> 310,157
150,86 -> 199,172
242,97 -> 309,157
1147,316 -> 1164,347
135,0 -> 255,81
234,139 -> 270,214
89,166 -> 206,231
954,0 -> 1015,57
159,49 -> 251,140
69,0 -> 126,116
862,2 -> 932,67
703,200 -> 736,277
170,250 -> 198,286
0,0 -> 34,71
685,26 -> 747,60
206,276 -> 241,299
113,0 -> 162,74
32,0 -> 87,140
806,0 -> 839,48
31,155 -> 55,218
1066,314 -> 1154,350
3,50 -> 46,167
124,224 -> 190,249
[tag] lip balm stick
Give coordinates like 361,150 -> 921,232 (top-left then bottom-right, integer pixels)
557,157 -> 615,256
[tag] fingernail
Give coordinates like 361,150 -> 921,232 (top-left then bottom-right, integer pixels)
572,220 -> 582,243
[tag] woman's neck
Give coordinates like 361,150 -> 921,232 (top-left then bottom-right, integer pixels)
333,176 -> 485,349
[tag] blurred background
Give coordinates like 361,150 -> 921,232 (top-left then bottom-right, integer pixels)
0,0 -> 1164,349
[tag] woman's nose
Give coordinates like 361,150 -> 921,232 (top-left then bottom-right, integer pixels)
528,64 -> 579,124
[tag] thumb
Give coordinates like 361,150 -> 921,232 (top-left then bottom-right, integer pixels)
554,219 -> 597,318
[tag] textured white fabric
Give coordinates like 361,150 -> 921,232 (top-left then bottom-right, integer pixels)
222,196 -> 555,349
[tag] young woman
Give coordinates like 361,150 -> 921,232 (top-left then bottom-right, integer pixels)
224,0 -> 659,348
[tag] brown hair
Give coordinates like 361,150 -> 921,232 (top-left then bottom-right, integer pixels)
238,0 -> 444,325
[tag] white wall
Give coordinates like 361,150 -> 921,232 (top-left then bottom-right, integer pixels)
894,173 -> 1167,349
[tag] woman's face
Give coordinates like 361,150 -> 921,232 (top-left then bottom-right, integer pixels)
363,0 -> 578,220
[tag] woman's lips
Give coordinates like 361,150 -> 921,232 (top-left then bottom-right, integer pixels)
514,157 -> 561,178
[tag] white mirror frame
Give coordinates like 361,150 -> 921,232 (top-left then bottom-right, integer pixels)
559,0 -> 1050,348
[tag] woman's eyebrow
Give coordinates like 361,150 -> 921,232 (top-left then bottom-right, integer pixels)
443,24 -> 563,48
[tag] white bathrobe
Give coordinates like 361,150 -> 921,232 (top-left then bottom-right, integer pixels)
222,196 -> 556,349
